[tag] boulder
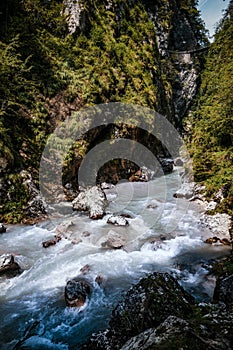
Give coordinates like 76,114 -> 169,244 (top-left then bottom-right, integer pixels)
0,223 -> 6,233
101,230 -> 126,249
107,215 -> 129,227
42,235 -> 62,248
173,182 -> 195,199
174,157 -> 184,167
72,186 -> 107,219
65,277 -> 91,308
159,158 -> 174,174
0,254 -> 20,276
83,272 -> 195,349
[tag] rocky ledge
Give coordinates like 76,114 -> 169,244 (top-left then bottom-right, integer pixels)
82,271 -> 233,350
174,181 -> 233,245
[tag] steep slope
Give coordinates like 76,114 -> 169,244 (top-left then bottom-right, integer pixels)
189,0 -> 233,214
0,0 -> 207,222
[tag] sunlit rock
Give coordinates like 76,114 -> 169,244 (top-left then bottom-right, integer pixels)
0,254 -> 20,276
72,186 -> 107,220
107,215 -> 129,227
101,230 -> 126,249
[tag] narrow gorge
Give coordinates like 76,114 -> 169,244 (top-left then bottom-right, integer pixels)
0,0 -> 232,349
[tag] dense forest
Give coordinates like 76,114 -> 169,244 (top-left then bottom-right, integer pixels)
0,0 -> 232,222
188,0 -> 233,214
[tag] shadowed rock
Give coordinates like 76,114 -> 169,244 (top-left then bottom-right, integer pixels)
0,223 -> 6,233
65,278 -> 91,308
0,254 -> 20,276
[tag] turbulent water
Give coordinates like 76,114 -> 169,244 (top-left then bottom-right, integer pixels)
0,170 -> 231,349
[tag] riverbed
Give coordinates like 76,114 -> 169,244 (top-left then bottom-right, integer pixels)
0,170 -> 231,349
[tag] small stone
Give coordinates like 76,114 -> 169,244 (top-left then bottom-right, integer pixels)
220,238 -> 231,246
107,215 -> 129,226
80,264 -> 91,274
82,231 -> 91,237
205,236 -> 220,244
42,235 -> 62,248
0,223 -> 6,234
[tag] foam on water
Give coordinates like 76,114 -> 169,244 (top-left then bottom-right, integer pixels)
0,171 -> 231,349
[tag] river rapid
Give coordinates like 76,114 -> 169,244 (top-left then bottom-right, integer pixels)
0,169 -> 231,349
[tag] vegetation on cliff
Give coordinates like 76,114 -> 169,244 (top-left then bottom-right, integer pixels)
0,0 -> 207,222
189,0 -> 233,214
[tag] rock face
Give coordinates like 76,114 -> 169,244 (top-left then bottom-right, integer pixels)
0,254 -> 20,276
65,277 -> 91,307
120,316 -> 204,350
83,271 -> 233,350
21,170 -> 47,220
214,274 -> 233,307
72,186 -> 107,219
83,272 -> 194,349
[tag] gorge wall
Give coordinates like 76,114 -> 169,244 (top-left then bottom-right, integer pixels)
0,0 -> 207,222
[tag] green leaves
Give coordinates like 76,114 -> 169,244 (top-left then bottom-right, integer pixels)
190,1 -> 233,212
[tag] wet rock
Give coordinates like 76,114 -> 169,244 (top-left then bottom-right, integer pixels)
65,277 -> 91,308
101,230 -> 126,249
220,238 -> 232,246
173,182 -> 195,199
159,158 -> 174,174
56,221 -> 74,236
205,236 -> 220,244
82,231 -> 91,237
95,274 -> 104,286
80,264 -> 91,275
72,186 -> 107,220
0,254 -> 20,276
120,316 -> 208,350
84,272 -> 195,349
129,166 -> 154,182
42,235 -> 62,248
0,223 -> 6,233
174,157 -> 184,166
107,215 -> 129,227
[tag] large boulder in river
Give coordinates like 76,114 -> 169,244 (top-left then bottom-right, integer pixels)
72,186 -> 107,219
65,277 -> 91,308
0,254 -> 20,276
83,272 -> 195,349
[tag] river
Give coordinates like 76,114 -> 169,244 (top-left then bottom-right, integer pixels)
0,169 -> 231,349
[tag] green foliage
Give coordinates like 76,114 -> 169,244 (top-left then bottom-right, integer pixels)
0,0 -> 208,222
189,1 -> 233,213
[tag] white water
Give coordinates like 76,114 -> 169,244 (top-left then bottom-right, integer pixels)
0,170 -> 230,349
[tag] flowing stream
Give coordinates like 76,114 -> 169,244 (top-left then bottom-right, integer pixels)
0,169 -> 231,349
